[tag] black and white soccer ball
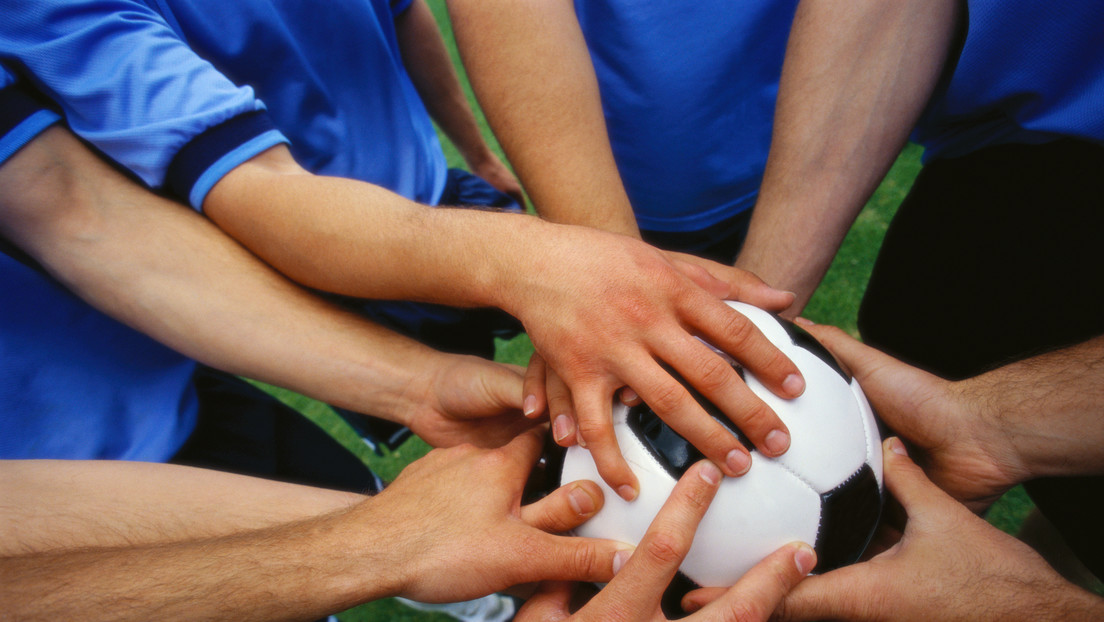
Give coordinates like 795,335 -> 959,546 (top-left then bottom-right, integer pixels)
552,301 -> 883,611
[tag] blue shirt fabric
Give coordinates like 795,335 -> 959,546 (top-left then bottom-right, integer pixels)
0,75 -> 199,461
915,2 -> 1104,160
573,0 -> 798,233
0,0 -> 452,461
0,0 -> 447,209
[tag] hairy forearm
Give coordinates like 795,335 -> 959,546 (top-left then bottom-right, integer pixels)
0,460 -> 376,620
449,0 -> 638,235
0,126 -> 449,423
1,504 -> 392,622
736,0 -> 960,311
0,460 -> 362,555
957,336 -> 1104,479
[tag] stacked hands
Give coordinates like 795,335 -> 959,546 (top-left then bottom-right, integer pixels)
512,245 -> 805,500
405,285 -> 1100,619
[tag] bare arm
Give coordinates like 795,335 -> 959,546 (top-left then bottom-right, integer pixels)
447,0 -> 639,235
395,0 -> 522,202
205,144 -> 806,498
735,0 -> 961,313
0,125 -> 530,448
0,460 -> 362,555
0,430 -> 627,622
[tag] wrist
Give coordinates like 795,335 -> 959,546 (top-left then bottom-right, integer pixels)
308,501 -> 408,605
948,377 -> 1034,486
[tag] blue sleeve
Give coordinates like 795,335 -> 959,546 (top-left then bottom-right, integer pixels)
0,66 -> 61,168
0,0 -> 288,209
391,0 -> 414,16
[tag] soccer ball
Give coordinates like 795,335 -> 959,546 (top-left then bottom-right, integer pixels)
551,301 -> 883,611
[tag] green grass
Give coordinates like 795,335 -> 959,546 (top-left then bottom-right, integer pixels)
257,2 -> 1039,618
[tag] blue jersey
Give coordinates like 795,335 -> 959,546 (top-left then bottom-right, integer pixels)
574,0 -> 798,233
0,0 -> 455,460
1,0 -> 447,209
0,74 -> 199,461
915,2 -> 1104,159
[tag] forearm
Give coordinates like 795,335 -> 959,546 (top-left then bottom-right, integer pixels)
957,335 -> 1104,480
0,127 -> 452,424
0,460 -> 362,555
736,0 -> 960,311
449,0 -> 638,235
396,0 -> 492,168
203,145 -> 564,316
1,503 -> 393,622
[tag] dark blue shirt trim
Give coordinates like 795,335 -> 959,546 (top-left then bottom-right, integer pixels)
164,110 -> 281,205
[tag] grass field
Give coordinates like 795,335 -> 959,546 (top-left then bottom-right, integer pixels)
258,3 -> 1040,619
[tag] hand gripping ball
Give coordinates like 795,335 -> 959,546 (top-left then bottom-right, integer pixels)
546,302 -> 884,615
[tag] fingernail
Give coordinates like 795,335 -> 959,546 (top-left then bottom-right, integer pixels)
523,394 -> 538,418
794,542 -> 817,575
576,433 -> 587,448
782,373 -> 805,396
568,485 -> 596,516
887,437 -> 908,456
617,484 -> 638,502
613,549 -> 632,575
620,387 -> 639,404
700,460 -> 723,485
683,598 -> 703,614
725,449 -> 751,476
764,429 -> 790,455
794,316 -> 815,327
552,414 -> 573,442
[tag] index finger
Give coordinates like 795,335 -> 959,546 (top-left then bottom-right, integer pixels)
693,299 -> 804,399
578,461 -> 723,621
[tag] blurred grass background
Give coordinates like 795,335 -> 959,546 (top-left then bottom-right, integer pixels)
254,2 -> 1038,618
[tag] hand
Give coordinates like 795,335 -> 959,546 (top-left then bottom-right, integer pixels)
515,460 -> 815,621
359,427 -> 632,603
399,352 -> 539,448
512,228 -> 804,499
798,320 -> 1027,511
467,151 -> 526,207
748,438 -> 1104,621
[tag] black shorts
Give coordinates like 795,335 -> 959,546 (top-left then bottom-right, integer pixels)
172,366 -> 381,494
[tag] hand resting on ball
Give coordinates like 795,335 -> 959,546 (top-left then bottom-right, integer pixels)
516,459 -> 816,621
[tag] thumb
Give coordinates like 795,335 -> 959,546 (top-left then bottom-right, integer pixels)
881,437 -> 957,517
521,532 -> 632,586
514,581 -> 573,622
801,322 -> 946,441
480,362 -> 527,412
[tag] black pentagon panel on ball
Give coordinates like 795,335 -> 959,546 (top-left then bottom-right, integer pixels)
522,434 -> 568,504
812,464 -> 882,572
776,316 -> 851,383
661,571 -> 700,619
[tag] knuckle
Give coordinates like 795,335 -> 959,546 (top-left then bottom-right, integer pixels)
574,416 -> 609,441
643,532 -> 689,566
645,380 -> 689,416
726,600 -> 770,622
570,541 -> 601,576
719,310 -> 758,346
691,352 -> 738,394
735,400 -> 778,435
